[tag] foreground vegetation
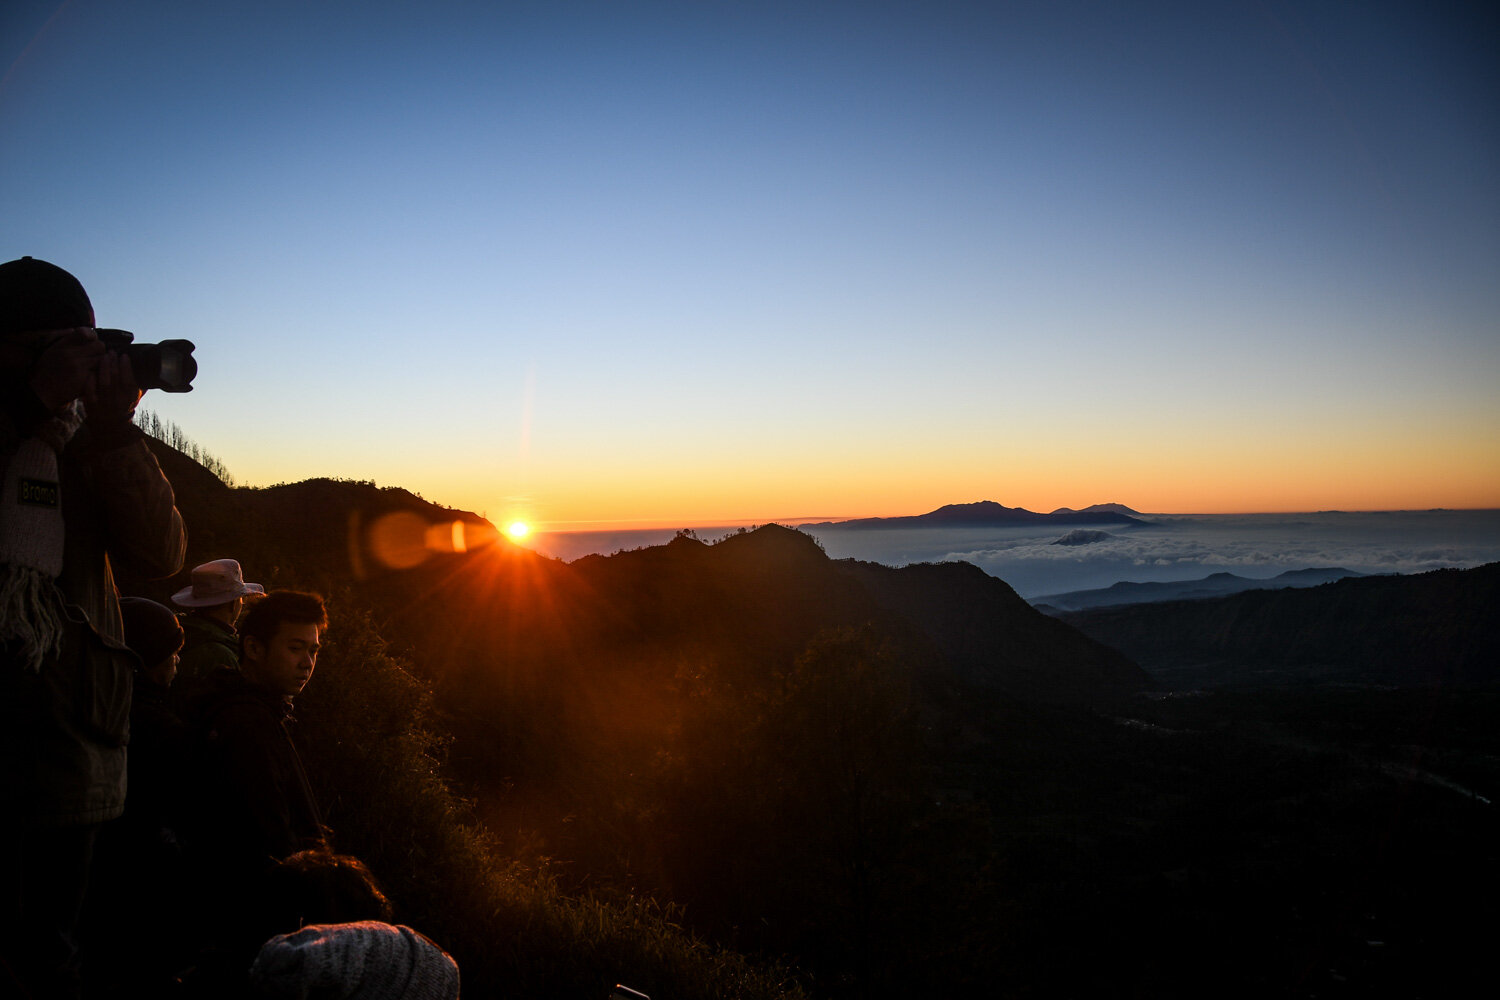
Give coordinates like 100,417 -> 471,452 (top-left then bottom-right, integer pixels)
290,587 -> 1500,999
295,602 -> 806,1000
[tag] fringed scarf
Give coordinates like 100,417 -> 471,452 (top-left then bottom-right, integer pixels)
1,401 -> 83,670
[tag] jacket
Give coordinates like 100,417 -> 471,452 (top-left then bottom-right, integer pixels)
173,611 -> 241,713
187,668 -> 325,867
2,385 -> 186,826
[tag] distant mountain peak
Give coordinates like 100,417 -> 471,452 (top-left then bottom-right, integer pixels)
711,523 -> 829,566
1050,502 -> 1143,516
1082,502 -> 1142,515
929,500 -> 1018,515
805,500 -> 1148,530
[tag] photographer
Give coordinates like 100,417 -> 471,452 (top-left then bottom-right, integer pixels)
1,256 -> 186,999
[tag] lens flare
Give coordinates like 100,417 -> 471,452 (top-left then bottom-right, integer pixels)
358,512 -> 504,573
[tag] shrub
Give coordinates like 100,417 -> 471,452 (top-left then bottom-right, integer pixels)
296,600 -> 804,1000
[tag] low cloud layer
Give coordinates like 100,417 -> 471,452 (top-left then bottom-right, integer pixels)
535,512 -> 1500,600
813,512 -> 1500,598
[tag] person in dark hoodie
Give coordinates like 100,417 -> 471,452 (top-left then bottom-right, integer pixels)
190,590 -> 329,864
181,590 -> 330,974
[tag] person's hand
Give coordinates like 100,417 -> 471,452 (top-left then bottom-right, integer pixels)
82,345 -> 143,427
27,327 -> 105,414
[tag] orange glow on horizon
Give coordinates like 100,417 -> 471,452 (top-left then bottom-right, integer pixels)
461,427 -> 1499,529
245,418 -> 1499,533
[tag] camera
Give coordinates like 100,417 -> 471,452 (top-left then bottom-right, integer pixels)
96,328 -> 197,393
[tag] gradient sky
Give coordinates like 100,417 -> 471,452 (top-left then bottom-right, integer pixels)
5,0 -> 1497,529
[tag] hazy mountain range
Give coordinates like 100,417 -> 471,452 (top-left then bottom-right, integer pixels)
803,500 -> 1149,529
1056,563 -> 1500,689
1031,567 -> 1366,612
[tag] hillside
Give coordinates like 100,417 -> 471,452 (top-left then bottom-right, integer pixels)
124,438 -> 493,595
836,557 -> 1144,703
1033,566 -> 1365,612
1057,563 -> 1500,688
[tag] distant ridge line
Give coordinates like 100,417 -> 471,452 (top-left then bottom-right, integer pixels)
1032,567 -> 1366,612
803,500 -> 1149,529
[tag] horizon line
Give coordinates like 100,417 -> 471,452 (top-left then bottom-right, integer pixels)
532,506 -> 1500,534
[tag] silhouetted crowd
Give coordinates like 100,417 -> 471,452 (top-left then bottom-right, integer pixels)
3,258 -> 460,998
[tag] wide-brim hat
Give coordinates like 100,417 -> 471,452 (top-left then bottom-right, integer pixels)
172,558 -> 265,607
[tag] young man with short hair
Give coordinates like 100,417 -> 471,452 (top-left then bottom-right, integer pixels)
189,590 -> 330,870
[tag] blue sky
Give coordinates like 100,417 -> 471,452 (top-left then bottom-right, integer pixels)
4,1 -> 1497,527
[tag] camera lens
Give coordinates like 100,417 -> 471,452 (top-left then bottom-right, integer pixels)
95,329 -> 197,392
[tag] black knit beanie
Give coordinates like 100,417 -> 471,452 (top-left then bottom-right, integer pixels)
0,257 -> 94,336
119,597 -> 185,669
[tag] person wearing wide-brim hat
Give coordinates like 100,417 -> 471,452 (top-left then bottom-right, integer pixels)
171,558 -> 265,693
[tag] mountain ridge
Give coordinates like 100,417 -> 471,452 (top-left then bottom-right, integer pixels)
136,443 -> 1148,708
1032,567 -> 1367,611
1057,563 -> 1500,688
804,499 -> 1148,529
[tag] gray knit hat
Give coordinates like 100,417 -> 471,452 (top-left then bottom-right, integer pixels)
249,921 -> 460,1000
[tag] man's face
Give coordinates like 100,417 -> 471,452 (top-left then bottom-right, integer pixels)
244,620 -> 321,697
1,327 -> 103,411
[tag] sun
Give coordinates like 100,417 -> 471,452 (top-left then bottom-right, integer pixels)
506,521 -> 531,541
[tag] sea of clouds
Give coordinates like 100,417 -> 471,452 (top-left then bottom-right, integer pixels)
530,510 -> 1500,601
806,511 -> 1500,598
